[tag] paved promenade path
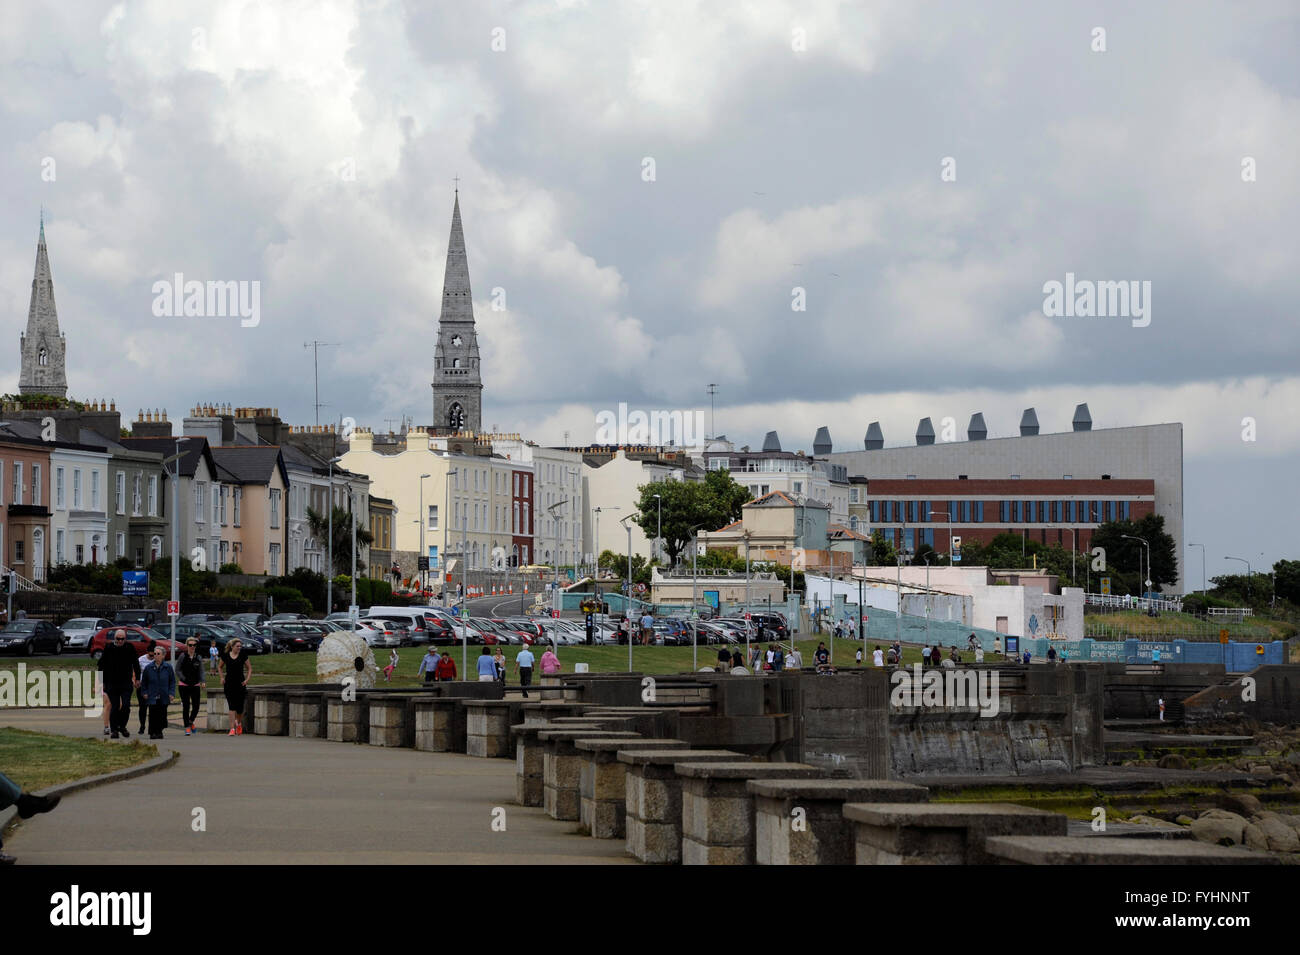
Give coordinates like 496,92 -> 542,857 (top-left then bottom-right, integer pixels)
2,709 -> 631,864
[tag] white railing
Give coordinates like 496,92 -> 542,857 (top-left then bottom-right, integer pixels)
1085,592 -> 1183,613
0,565 -> 45,592
1207,607 -> 1253,620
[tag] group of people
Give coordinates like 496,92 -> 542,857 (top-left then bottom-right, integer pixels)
96,628 -> 252,740
415,643 -> 562,698
712,641 -> 804,672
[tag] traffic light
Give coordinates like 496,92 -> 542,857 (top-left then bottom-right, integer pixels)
1,572 -> 13,595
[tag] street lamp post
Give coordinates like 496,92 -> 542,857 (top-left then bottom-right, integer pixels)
743,531 -> 752,611
923,553 -> 932,646
621,515 -> 634,672
443,468 -> 458,607
1122,534 -> 1152,605
1225,556 -> 1251,602
417,472 -> 431,595
689,522 -> 706,671
349,482 -> 358,624
593,506 -> 618,578
1064,527 -> 1077,585
548,500 -> 567,614
653,493 -> 662,565
164,443 -> 184,666
327,456 -> 335,612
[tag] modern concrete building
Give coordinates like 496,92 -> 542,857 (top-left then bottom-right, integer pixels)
824,409 -> 1185,588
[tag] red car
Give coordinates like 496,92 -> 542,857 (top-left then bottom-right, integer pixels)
88,626 -> 181,659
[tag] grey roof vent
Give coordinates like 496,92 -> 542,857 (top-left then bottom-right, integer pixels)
1019,408 -> 1039,436
1072,403 -> 1092,432
812,426 -> 832,456
762,431 -> 781,452
916,417 -> 936,446
864,422 -> 884,450
968,412 -> 987,441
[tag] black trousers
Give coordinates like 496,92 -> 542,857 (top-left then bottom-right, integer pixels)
179,686 -> 201,726
136,688 -> 147,730
519,666 -> 533,696
147,701 -> 169,737
104,683 -> 133,731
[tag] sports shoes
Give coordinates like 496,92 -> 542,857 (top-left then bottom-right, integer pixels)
184,727 -> 192,736
103,726 -> 111,736
16,793 -> 60,819
118,726 -> 130,738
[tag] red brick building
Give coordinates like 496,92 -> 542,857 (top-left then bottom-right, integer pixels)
856,477 -> 1155,558
510,468 -> 533,567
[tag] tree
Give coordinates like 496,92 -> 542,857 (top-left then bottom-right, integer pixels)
306,505 -> 374,576
631,470 -> 751,566
868,531 -> 896,566
1089,515 -> 1178,591
1273,559 -> 1300,606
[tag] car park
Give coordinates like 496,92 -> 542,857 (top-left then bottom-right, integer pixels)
167,622 -> 234,655
269,612 -> 308,622
229,613 -> 269,628
59,617 -> 113,651
0,620 -> 65,655
113,609 -> 161,628
355,619 -> 403,648
177,613 -> 226,623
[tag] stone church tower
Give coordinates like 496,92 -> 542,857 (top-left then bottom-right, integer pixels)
19,214 -> 68,399
431,190 -> 482,433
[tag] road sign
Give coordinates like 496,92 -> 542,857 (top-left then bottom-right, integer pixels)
1219,629 -> 1230,644
744,612 -> 752,620
634,582 -> 647,594
166,600 -> 180,616
951,536 -> 961,562
1100,577 -> 1111,595
417,556 -> 429,571
550,609 -> 561,619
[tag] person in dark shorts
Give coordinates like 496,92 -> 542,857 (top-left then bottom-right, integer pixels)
717,646 -> 730,671
218,638 -> 252,736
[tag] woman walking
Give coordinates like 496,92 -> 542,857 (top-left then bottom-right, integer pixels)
218,637 -> 252,736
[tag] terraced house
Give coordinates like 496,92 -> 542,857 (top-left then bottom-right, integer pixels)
210,447 -> 289,576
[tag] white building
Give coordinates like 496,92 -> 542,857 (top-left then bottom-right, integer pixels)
49,443 -> 110,568
580,448 -> 702,564
491,435 -> 583,568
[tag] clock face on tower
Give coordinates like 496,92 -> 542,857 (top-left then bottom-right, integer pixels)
451,334 -> 462,347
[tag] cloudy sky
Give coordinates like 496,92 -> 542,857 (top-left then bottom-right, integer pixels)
1,0 -> 1296,584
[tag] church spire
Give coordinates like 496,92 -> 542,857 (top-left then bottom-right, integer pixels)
431,190 -> 483,434
19,213 -> 68,398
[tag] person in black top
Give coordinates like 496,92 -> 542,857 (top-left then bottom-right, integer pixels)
218,639 -> 252,736
813,642 -> 830,666
716,646 -> 731,672
175,638 -> 206,735
730,647 -> 744,670
97,629 -> 142,739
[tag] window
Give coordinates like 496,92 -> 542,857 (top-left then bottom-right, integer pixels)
135,546 -> 143,567
55,529 -> 64,563
1051,501 -> 1061,522
513,473 -> 519,496
923,528 -> 934,548
145,476 -> 155,516
1121,501 -> 1131,519
132,474 -> 142,516
0,462 -> 4,505
1000,500 -> 1010,522
75,544 -> 84,564
73,469 -> 82,508
220,486 -> 227,525
116,472 -> 125,514
14,462 -> 24,506
220,540 -> 229,565
849,488 -> 858,503
920,501 -> 929,522
213,485 -> 221,525
523,503 -> 529,532
270,489 -> 281,528
90,470 -> 99,510
904,528 -> 915,552
795,482 -> 803,494
428,505 -> 437,530
116,532 -> 125,558
975,501 -> 984,522
15,540 -> 24,562
194,483 -> 205,523
1105,500 -> 1115,521
32,464 -> 41,506
233,488 -> 241,526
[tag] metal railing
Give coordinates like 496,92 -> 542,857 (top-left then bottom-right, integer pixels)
0,565 -> 45,592
1084,592 -> 1183,613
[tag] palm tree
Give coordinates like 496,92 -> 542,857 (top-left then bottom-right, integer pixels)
306,505 -> 374,576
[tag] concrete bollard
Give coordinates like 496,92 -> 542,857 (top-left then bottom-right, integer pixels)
205,693 -> 228,733
252,688 -> 289,736
414,697 -> 466,753
618,750 -> 752,864
326,691 -> 370,743
675,762 -> 823,866
288,690 -> 329,738
575,739 -> 689,839
464,700 -> 515,758
369,694 -> 418,748
539,729 -> 641,821
511,722 -> 600,807
748,779 -> 930,865
842,802 -> 1068,865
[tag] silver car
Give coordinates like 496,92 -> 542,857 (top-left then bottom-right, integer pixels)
60,617 -> 113,651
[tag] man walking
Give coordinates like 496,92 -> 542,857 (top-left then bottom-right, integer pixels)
417,647 -> 441,684
515,644 -> 536,698
140,645 -> 177,740
98,629 -> 141,739
176,638 -> 206,735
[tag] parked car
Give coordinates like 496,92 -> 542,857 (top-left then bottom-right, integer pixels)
696,621 -> 736,644
88,626 -> 180,659
177,613 -> 226,624
259,623 -> 326,653
229,612 -> 269,628
748,612 -> 789,639
200,621 -> 266,654
167,622 -> 233,655
0,620 -> 65,655
59,617 -> 113,651
325,612 -> 356,624
505,618 -> 544,643
354,618 -> 404,649
113,609 -> 160,628
269,612 -> 307,622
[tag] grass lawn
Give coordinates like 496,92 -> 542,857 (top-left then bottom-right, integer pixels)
0,638 -> 1009,692
0,727 -> 158,793
1085,609 -> 1295,641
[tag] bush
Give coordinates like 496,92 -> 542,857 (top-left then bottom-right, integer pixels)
219,563 -> 244,574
